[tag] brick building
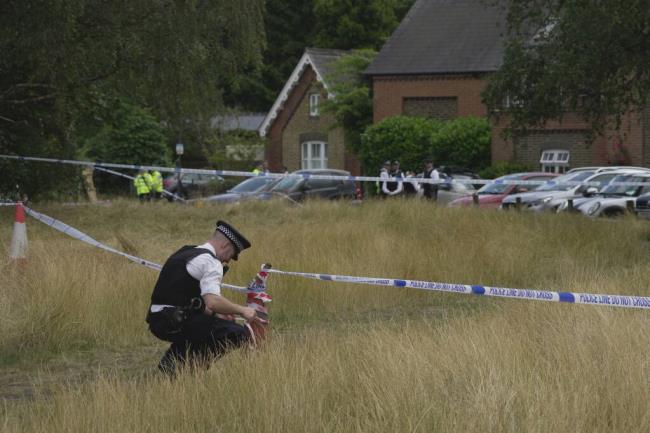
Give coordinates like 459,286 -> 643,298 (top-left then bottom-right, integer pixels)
365,0 -> 650,173
259,48 -> 361,175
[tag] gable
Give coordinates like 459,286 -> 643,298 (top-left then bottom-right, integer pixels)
259,48 -> 347,137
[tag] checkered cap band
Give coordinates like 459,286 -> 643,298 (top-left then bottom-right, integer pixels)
217,224 -> 244,251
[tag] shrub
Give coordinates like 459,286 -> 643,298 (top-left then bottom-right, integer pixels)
430,116 -> 491,171
479,161 -> 534,179
360,116 -> 442,173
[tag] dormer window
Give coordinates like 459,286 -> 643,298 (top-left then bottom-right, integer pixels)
309,94 -> 320,117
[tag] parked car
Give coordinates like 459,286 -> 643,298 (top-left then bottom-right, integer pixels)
255,169 -> 356,202
163,172 -> 224,199
203,176 -> 279,204
635,192 -> 650,219
448,172 -> 558,209
435,175 -> 478,205
500,168 -> 650,212
564,173 -> 650,217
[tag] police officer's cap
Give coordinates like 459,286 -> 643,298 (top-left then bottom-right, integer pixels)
215,220 -> 251,260
383,160 -> 391,166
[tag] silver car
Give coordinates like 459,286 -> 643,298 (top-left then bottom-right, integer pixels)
502,168 -> 650,212
565,173 -> 650,217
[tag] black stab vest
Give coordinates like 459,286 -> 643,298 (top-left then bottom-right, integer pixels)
150,245 -> 218,307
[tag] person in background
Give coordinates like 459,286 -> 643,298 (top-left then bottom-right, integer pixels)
134,168 -> 151,202
421,159 -> 440,201
382,160 -> 404,197
150,169 -> 164,200
146,220 -> 260,376
376,160 -> 391,197
403,170 -> 421,197
252,161 -> 264,175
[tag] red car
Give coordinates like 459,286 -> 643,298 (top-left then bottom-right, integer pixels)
448,172 -> 559,209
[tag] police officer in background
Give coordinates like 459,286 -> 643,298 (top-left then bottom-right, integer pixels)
150,169 -> 164,200
146,221 -> 258,375
376,160 -> 391,197
382,160 -> 404,197
134,168 -> 151,202
421,159 -> 440,201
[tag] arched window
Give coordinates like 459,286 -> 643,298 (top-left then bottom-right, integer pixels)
301,141 -> 328,169
540,149 -> 570,173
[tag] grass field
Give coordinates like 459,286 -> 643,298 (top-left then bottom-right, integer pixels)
1,198 -> 649,432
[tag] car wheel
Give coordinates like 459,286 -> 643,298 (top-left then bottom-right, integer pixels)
603,208 -> 625,218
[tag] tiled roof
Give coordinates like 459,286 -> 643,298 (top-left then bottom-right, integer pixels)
366,0 -> 507,75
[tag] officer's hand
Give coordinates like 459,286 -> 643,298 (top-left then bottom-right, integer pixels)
240,306 -> 257,323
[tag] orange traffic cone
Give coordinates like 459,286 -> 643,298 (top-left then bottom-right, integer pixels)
9,202 -> 27,261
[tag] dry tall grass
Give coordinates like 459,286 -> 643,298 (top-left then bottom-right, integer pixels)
1,198 -> 649,432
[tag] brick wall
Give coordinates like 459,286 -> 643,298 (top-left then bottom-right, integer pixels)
371,74 -> 648,168
373,74 -> 488,123
402,96 -> 458,120
282,81 -> 346,172
514,130 -> 592,169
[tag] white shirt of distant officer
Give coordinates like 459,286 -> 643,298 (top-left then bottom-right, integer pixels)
382,161 -> 404,196
187,231 -> 257,322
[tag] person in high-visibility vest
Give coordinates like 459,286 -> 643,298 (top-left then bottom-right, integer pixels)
150,169 -> 164,200
134,169 -> 152,202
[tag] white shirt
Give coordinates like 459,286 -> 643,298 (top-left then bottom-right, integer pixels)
186,242 -> 223,297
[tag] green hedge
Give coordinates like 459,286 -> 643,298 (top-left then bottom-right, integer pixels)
360,115 -> 491,173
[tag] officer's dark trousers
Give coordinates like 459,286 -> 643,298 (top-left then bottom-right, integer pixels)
148,311 -> 250,374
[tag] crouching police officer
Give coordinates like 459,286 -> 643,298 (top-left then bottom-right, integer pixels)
146,221 -> 258,375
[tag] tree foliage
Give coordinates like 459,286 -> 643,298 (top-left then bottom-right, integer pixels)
322,49 -> 377,156
360,116 -> 492,174
360,116 -> 442,173
224,0 -> 316,112
84,99 -> 169,166
431,117 -> 491,171
0,0 -> 265,197
313,0 -> 413,50
483,0 -> 650,137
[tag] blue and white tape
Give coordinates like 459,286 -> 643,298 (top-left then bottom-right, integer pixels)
0,153 -> 626,187
0,202 -> 16,207
23,206 -> 249,294
267,268 -> 650,310
14,204 -> 650,310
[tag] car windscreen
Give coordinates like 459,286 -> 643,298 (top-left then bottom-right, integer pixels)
230,177 -> 275,193
535,171 -> 595,192
601,175 -> 649,196
477,175 -> 522,194
270,175 -> 303,193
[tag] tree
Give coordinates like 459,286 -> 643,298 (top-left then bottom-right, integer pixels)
313,0 -> 414,50
224,0 -> 317,112
321,49 -> 377,157
0,0 -> 266,197
482,0 -> 650,138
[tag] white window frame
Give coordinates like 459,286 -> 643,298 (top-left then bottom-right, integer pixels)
540,149 -> 571,174
301,141 -> 328,169
309,94 -> 320,117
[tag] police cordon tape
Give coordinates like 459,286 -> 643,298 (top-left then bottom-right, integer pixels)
0,202 -> 16,206
265,269 -> 650,310
15,205 -> 650,310
93,166 -> 186,202
4,153 -> 648,188
22,206 -> 249,294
